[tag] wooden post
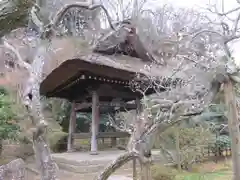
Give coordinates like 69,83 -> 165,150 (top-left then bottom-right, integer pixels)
90,91 -> 99,155
136,97 -> 142,113
224,80 -> 240,180
67,102 -> 76,152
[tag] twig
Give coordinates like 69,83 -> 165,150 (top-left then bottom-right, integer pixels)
107,114 -> 131,133
1,39 -> 31,71
234,12 -> 240,33
30,6 -> 44,31
52,3 -> 115,30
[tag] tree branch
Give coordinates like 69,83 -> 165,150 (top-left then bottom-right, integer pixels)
107,114 -> 132,133
234,12 -> 240,33
2,39 -> 31,71
95,151 -> 139,180
30,6 -> 44,32
52,3 -> 115,30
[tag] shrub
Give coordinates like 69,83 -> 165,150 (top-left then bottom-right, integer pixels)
0,91 -> 20,140
48,130 -> 68,152
151,165 -> 177,180
0,86 -> 20,156
215,135 -> 231,149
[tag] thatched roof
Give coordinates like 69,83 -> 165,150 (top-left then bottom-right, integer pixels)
41,36 -> 189,98
40,21 -> 191,99
93,21 -> 156,62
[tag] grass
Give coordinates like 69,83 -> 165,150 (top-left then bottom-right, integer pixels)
175,160 -> 232,180
176,171 -> 232,180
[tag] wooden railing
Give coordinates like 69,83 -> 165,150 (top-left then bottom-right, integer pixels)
73,132 -> 130,139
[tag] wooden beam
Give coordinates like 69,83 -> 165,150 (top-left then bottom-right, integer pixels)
75,101 -> 137,111
75,102 -> 92,110
90,91 -> 99,155
40,57 -> 136,97
85,74 -> 130,85
95,84 -> 138,99
73,132 -> 130,139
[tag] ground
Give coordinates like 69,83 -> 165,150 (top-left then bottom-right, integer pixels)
2,147 -> 233,180
24,158 -> 232,180
176,160 -> 232,180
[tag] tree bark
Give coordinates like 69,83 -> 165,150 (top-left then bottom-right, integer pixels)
0,158 -> 25,180
132,158 -> 137,180
96,152 -> 138,180
224,79 -> 240,180
24,41 -> 58,180
175,127 -> 181,171
140,162 -> 151,180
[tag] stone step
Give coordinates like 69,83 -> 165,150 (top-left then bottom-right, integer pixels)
52,150 -> 164,175
56,160 -> 141,174
52,156 -> 103,166
57,162 -> 105,174
53,155 -> 161,167
108,175 -> 133,180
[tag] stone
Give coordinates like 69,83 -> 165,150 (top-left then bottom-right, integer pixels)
108,175 -> 133,180
0,158 -> 25,180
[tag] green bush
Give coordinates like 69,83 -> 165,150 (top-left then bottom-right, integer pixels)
215,135 -> 231,149
48,130 -> 68,152
151,165 -> 177,180
0,86 -> 20,142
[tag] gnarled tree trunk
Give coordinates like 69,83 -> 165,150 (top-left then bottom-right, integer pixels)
96,152 -> 138,180
0,158 -> 25,180
224,79 -> 240,180
23,41 -> 59,180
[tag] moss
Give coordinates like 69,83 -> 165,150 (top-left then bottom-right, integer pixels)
151,165 -> 177,180
47,130 -> 68,153
0,156 -> 15,166
0,0 -> 33,37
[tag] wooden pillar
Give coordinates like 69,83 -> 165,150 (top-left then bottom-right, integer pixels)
67,102 -> 76,152
135,97 -> 142,113
90,91 -> 99,155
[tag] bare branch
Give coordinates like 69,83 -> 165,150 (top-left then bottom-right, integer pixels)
30,6 -> 44,31
234,12 -> 240,33
96,151 -> 139,180
191,29 -> 224,41
207,5 -> 240,16
107,114 -> 132,134
1,39 -> 31,71
52,3 -> 115,30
